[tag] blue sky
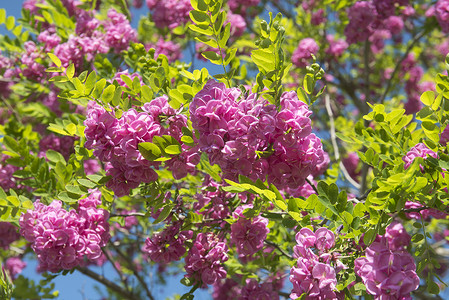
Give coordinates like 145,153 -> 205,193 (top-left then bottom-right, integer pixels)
0,1 -> 212,299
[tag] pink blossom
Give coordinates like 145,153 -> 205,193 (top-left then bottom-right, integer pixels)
230,205 -> 269,255
344,1 -> 377,44
103,9 -> 137,52
0,222 -> 20,249
355,235 -> 419,299
436,0 -> 449,33
146,0 -> 192,30
184,233 -> 228,287
143,222 -> 192,264
19,191 -> 109,272
4,257 -> 26,280
292,38 -> 319,68
402,143 -> 437,170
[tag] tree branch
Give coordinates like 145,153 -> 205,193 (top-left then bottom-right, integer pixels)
379,29 -> 427,104
111,244 -> 155,300
324,93 -> 361,190
75,266 -> 135,300
264,240 -> 293,260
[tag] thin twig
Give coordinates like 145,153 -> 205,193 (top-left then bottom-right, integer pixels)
264,240 -> 293,259
75,266 -> 135,300
111,243 -> 155,300
102,249 -> 129,292
324,93 -> 361,190
305,177 -> 319,195
379,29 -> 427,104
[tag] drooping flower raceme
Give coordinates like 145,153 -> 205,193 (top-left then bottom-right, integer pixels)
230,205 -> 269,256
292,38 -> 320,68
19,190 -> 110,272
0,222 -> 20,249
190,80 -> 325,191
184,233 -> 228,287
355,223 -> 419,299
290,227 -> 343,299
142,222 -> 193,264
84,95 -> 199,196
436,0 -> 449,33
103,9 -> 137,52
146,0 -> 192,30
3,257 -> 26,280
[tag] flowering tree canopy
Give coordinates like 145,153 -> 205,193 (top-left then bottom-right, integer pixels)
1,0 -> 449,299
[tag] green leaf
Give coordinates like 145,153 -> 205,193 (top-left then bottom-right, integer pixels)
190,0 -> 208,11
189,24 -> 213,35
77,179 -> 96,189
251,49 -> 276,73
5,16 -> 14,31
165,145 -> 182,155
120,74 -> 133,88
153,204 -> 173,224
141,85 -> 153,102
66,63 -> 75,79
85,71 -> 96,94
420,91 -> 435,107
219,23 -> 231,48
304,74 -> 314,94
139,142 -> 162,161
102,84 -> 116,103
201,51 -> 222,64
0,9 -> 5,24
190,10 -> 209,25
46,150 -> 66,164
6,196 -> 19,207
48,53 -> 61,68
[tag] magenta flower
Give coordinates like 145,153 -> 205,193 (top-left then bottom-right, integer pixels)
291,38 -> 319,68
436,0 -> 449,33
230,205 -> 270,255
355,235 -> 419,299
184,233 -> 228,287
19,191 -> 110,272
143,222 -> 193,264
402,142 -> 437,170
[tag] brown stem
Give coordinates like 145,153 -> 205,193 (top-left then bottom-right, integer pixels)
379,29 -> 427,104
75,266 -> 135,300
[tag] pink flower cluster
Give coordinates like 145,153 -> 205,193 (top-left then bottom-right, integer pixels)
184,233 -> 228,287
230,205 -> 269,256
325,35 -> 348,58
402,142 -> 437,170
441,124 -> 449,145
190,80 -> 325,190
228,0 -> 260,16
21,41 -> 46,80
292,38 -> 319,68
146,0 -> 192,30
19,191 -> 110,272
344,1 -> 408,45
0,222 -> 20,249
3,257 -> 26,280
239,278 -> 280,300
213,275 -> 283,300
146,39 -> 183,63
290,227 -> 343,299
436,0 -> 449,33
103,9 -> 137,52
0,155 -> 20,191
355,223 -> 419,299
84,96 -> 199,196
142,222 -> 193,264
193,176 -> 234,222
